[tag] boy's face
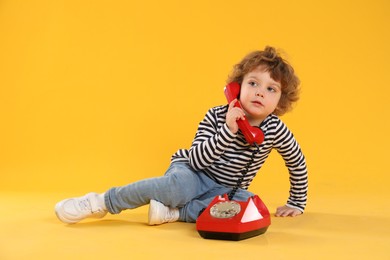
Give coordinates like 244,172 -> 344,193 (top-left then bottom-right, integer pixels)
239,66 -> 282,124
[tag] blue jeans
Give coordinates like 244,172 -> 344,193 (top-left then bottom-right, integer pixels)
104,162 -> 254,222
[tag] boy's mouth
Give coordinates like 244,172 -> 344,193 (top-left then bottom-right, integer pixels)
252,100 -> 264,107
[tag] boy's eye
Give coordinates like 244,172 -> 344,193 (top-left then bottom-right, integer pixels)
249,81 -> 257,87
267,86 -> 276,92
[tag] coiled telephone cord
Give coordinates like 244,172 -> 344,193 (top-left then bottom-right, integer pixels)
228,143 -> 260,200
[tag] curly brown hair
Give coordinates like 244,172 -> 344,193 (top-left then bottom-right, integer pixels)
227,46 -> 300,116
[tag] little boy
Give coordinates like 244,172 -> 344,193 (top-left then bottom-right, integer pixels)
55,46 -> 308,224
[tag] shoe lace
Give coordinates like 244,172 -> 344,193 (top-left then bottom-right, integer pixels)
78,196 -> 102,213
79,199 -> 92,212
164,208 -> 176,222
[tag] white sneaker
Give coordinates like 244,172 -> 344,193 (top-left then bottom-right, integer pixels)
148,200 -> 179,225
55,192 -> 107,224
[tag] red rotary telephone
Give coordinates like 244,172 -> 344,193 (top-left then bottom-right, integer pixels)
196,82 -> 271,241
196,194 -> 271,240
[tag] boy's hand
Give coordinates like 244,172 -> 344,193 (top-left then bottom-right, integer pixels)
226,99 -> 246,134
275,205 -> 302,217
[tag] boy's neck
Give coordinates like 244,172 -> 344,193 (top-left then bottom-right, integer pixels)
246,115 -> 266,127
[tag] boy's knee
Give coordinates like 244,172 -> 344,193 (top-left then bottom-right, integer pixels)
162,172 -> 200,207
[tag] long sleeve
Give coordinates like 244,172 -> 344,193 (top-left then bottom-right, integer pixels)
273,121 -> 308,212
188,107 -> 237,170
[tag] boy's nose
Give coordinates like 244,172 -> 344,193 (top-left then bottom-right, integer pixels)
255,91 -> 264,97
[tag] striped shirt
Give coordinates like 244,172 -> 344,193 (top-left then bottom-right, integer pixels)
171,105 -> 308,212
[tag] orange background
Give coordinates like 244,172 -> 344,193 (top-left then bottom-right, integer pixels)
0,1 -> 389,259
1,0 -> 388,196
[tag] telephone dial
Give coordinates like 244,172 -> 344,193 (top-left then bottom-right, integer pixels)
196,82 -> 271,241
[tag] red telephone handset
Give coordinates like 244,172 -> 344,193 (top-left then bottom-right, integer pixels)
224,82 -> 264,145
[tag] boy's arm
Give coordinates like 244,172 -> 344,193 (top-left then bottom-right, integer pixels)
273,120 -> 308,213
188,107 -> 236,170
